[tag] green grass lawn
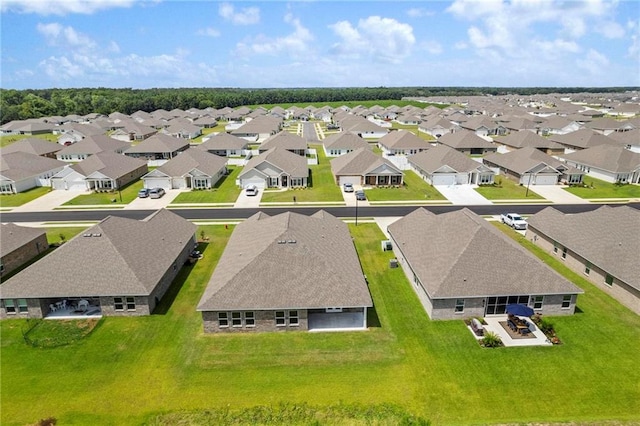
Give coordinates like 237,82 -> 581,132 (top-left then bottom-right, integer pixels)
564,176 -> 640,199
0,187 -> 51,207
365,170 -> 446,201
260,144 -> 343,203
475,176 -> 544,200
0,133 -> 59,148
62,180 -> 144,205
1,223 -> 639,425
171,167 -> 242,204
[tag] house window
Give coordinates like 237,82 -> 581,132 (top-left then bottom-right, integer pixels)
289,310 -> 299,326
218,312 -> 229,327
126,297 -> 136,311
562,295 -> 572,309
553,242 -> 558,254
561,247 -> 567,260
275,311 -> 286,326
605,274 -> 614,286
114,297 -> 124,311
584,262 -> 591,275
533,296 -> 544,310
231,311 -> 242,327
17,299 -> 28,313
4,299 -> 16,314
245,311 -> 255,327
455,299 -> 465,313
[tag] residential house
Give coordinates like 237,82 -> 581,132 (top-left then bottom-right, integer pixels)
538,116 -> 581,135
558,145 -> 640,184
259,131 -> 307,156
198,132 -> 250,158
377,130 -> 431,156
459,116 -> 507,136
526,206 -> 640,314
237,147 -> 308,189
162,122 -> 202,140
197,210 -> 373,333
0,152 -> 66,194
230,116 -> 281,142
142,149 -> 227,190
124,133 -> 189,166
322,132 -> 369,157
418,116 -> 459,138
56,135 -> 129,162
437,130 -> 498,155
549,129 -> 621,153
51,152 -> 147,191
409,145 -> 495,185
55,123 -> 104,145
110,121 -> 157,142
493,131 -> 565,155
2,138 -> 62,158
387,208 -> 583,320
609,128 -> 640,153
330,147 -> 403,187
484,147 -> 584,185
0,223 -> 48,277
0,120 -> 53,136
338,116 -> 389,140
0,209 -> 196,319
586,117 -> 635,135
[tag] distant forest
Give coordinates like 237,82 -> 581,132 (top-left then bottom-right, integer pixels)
1,86 -> 636,124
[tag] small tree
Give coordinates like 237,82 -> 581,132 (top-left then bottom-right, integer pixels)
59,234 -> 67,245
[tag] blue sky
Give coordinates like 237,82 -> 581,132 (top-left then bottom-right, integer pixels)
1,0 -> 639,89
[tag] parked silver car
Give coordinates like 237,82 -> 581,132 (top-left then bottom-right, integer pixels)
149,188 -> 166,199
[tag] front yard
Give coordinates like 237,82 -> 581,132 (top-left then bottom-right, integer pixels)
475,176 -> 544,200
0,187 -> 51,207
564,176 -> 640,199
62,180 -> 144,206
260,144 -> 343,203
171,167 -> 242,204
365,170 -> 446,201
1,222 -> 639,425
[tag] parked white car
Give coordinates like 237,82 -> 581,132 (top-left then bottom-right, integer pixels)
245,185 -> 258,196
500,213 -> 527,230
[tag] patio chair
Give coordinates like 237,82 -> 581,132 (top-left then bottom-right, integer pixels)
49,304 -> 57,312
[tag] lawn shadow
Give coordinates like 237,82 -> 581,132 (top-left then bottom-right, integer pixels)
367,305 -> 382,328
152,242 -> 209,315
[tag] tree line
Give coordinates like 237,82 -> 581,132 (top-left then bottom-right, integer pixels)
1,86 -> 635,124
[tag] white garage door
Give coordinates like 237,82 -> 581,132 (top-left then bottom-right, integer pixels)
432,174 -> 456,185
534,174 -> 558,185
242,177 -> 266,189
144,177 -> 171,190
338,176 -> 361,186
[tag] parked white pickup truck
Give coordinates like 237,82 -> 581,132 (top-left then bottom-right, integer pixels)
500,213 -> 528,230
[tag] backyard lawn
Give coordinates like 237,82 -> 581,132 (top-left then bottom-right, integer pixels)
475,176 -> 544,200
564,176 -> 640,199
260,144 -> 343,203
1,221 -> 639,425
171,167 -> 242,204
62,180 -> 144,206
365,170 -> 446,201
0,187 -> 51,207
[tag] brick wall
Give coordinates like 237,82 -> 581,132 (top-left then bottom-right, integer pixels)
202,310 -> 309,333
1,232 -> 48,277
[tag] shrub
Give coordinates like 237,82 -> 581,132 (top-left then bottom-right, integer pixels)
481,331 -> 502,348
538,319 -> 554,334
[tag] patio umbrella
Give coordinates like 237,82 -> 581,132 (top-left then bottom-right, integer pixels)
506,304 -> 534,317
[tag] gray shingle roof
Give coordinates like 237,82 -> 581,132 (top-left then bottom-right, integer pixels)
387,208 -> 582,298
239,147 -> 308,179
0,223 -> 47,257
197,211 -> 372,311
198,132 -> 249,151
549,129 -> 619,149
154,149 -> 226,177
495,131 -> 564,150
260,131 -> 307,151
0,151 -> 66,181
330,147 -> 402,176
70,152 -> 147,179
558,145 -> 640,173
378,130 -> 431,150
1,209 -> 196,299
124,133 -> 189,154
2,138 -> 62,156
438,130 -> 496,149
527,206 -> 640,290
57,135 -> 129,156
322,132 -> 370,151
409,145 -> 490,173
483,146 -> 565,174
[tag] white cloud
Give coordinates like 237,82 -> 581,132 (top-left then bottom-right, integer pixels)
577,48 -> 609,74
597,21 -> 625,38
37,23 -> 96,50
422,40 -> 443,54
1,0 -> 134,15
219,2 -> 259,25
329,16 -> 415,63
233,13 -> 313,57
626,20 -> 639,58
407,7 -> 434,18
197,27 -> 221,37
108,41 -> 120,53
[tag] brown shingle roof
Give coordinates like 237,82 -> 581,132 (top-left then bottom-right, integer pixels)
527,206 -> 640,290
0,223 -> 47,257
197,211 -> 373,311
387,208 -> 582,298
1,209 -> 196,299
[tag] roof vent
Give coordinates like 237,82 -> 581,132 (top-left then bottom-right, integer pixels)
92,233 -> 101,237
83,233 -> 92,237
287,239 -> 296,244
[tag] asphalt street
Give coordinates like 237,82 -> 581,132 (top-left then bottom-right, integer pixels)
2,203 -> 637,224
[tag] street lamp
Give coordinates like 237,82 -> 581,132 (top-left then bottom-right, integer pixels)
355,196 -> 359,226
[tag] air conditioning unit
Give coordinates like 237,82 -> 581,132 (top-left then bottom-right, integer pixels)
381,240 -> 392,251
389,258 -> 399,268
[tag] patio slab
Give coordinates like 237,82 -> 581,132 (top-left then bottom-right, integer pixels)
471,315 -> 552,347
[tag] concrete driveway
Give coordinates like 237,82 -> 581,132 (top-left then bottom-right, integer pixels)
527,185 -> 585,204
233,187 -> 262,207
124,189 -> 185,210
9,190 -> 86,212
434,184 -> 492,205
